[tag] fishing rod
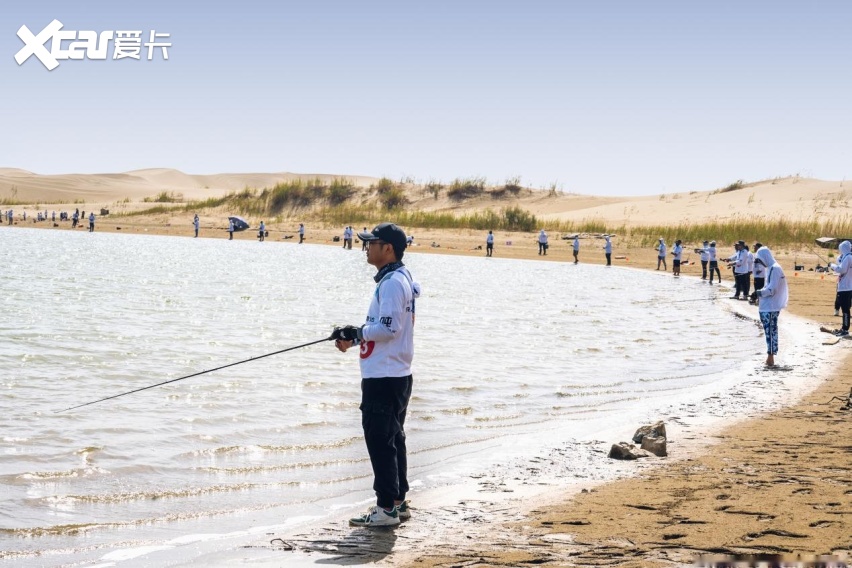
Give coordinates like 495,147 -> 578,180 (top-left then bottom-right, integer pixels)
55,335 -> 334,413
634,297 -> 717,304
806,244 -> 831,266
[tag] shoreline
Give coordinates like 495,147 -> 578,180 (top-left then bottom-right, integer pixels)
4,221 -> 850,566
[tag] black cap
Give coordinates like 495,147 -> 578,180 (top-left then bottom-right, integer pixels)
737,240 -> 746,246
358,223 -> 407,256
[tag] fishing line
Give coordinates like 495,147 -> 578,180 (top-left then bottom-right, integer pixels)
55,335 -> 334,413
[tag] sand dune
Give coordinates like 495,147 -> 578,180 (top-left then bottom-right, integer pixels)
0,169 -> 379,205
2,169 -> 848,227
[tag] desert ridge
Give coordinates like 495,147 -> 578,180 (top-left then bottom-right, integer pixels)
1,168 -> 850,227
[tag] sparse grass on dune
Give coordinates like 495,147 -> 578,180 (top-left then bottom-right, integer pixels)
635,216 -> 852,248
106,178 -> 852,250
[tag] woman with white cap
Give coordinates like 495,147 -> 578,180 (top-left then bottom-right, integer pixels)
754,246 -> 788,367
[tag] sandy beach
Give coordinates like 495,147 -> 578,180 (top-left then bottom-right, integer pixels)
3,174 -> 851,566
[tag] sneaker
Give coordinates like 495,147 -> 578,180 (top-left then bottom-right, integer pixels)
396,500 -> 411,520
349,505 -> 399,527
836,330 -> 849,337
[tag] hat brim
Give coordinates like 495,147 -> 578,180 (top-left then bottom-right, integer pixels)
358,231 -> 378,241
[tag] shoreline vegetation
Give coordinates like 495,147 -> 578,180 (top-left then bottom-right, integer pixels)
7,175 -> 852,247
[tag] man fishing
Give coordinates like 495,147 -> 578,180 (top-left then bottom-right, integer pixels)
332,222 -> 421,527
829,240 -> 852,336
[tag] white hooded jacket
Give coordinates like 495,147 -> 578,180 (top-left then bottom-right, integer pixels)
830,240 -> 852,292
756,247 -> 788,312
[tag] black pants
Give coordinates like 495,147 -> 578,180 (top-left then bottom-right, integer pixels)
299,234 -> 304,243
709,261 -> 721,282
750,277 -> 765,302
361,376 -> 413,509
734,272 -> 750,297
605,253 -> 611,266
701,260 -> 708,279
539,243 -> 546,255
839,290 -> 852,331
486,243 -> 493,256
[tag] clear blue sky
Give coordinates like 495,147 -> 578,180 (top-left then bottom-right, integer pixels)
2,1 -> 850,196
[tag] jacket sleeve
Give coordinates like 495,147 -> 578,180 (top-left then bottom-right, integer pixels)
761,268 -> 778,297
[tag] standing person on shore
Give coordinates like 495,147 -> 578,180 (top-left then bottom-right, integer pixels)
193,214 -> 200,238
749,242 -> 765,304
228,218 -> 234,240
343,226 -> 353,249
699,240 -> 709,280
754,246 -> 788,367
726,242 -> 747,299
6,209 -> 12,225
671,239 -> 683,276
362,227 -> 369,251
744,242 -> 754,299
486,230 -> 494,257
656,238 -> 667,270
708,241 -> 721,284
829,240 -> 852,336
603,234 -> 612,266
572,235 -> 580,264
258,221 -> 266,242
733,240 -> 751,300
298,223 -> 305,244
538,229 -> 548,256
72,210 -> 78,229
88,212 -> 95,232
332,222 -> 420,527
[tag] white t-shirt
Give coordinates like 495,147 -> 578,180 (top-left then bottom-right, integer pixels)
573,237 -> 580,251
672,244 -> 682,261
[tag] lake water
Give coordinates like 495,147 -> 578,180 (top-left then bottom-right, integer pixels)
0,228 -> 810,566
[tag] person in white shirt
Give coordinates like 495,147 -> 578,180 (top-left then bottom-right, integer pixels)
603,235 -> 612,266
538,229 -> 548,256
728,240 -> 751,300
829,240 -> 852,336
656,238 -> 667,270
298,223 -> 305,244
671,239 -> 683,276
258,221 -> 266,242
699,240 -> 710,280
572,235 -> 580,264
193,214 -> 200,238
333,223 -> 420,528
486,230 -> 494,257
708,241 -> 721,284
88,212 -> 95,232
754,246 -> 788,367
343,226 -> 353,249
749,242 -> 765,304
